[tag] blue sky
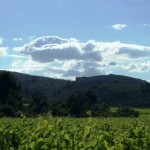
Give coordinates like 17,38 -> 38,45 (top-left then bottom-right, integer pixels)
0,0 -> 150,80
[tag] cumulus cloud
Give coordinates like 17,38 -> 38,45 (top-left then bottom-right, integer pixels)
10,59 -> 76,79
63,66 -> 105,78
0,36 -> 4,44
112,24 -> 128,30
13,36 -> 102,62
117,47 -> 150,58
13,38 -> 23,42
12,36 -> 150,79
63,69 -> 82,77
0,47 -> 8,56
109,62 -> 117,66
126,62 -> 150,73
83,67 -> 105,77
11,59 -> 49,73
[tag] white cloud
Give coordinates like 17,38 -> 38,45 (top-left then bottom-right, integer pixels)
13,36 -> 102,62
0,36 -> 4,44
112,24 -> 128,30
28,35 -> 36,41
10,58 -> 76,79
125,62 -> 150,73
63,67 -> 105,78
12,36 -> 150,79
116,47 -> 150,58
13,38 -> 23,42
0,47 -> 8,56
11,59 -> 47,73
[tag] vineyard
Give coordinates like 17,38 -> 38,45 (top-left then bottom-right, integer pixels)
0,114 -> 150,150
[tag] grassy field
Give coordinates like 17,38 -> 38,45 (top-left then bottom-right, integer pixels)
110,107 -> 150,114
0,113 -> 150,150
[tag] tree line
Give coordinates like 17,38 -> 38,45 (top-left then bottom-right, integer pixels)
0,71 -> 139,117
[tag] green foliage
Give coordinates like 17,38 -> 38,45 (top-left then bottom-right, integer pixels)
66,89 -> 110,117
1,71 -> 150,117
91,103 -> 111,117
6,88 -> 22,110
49,99 -> 69,116
0,71 -> 22,115
116,107 -> 139,117
0,71 -> 21,104
7,71 -> 150,108
134,108 -> 150,114
0,105 -> 16,117
0,116 -> 150,149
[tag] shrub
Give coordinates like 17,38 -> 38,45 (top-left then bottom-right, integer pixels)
0,105 -> 16,117
116,107 -> 139,117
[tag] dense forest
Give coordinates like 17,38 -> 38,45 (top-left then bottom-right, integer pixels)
1,70 -> 150,117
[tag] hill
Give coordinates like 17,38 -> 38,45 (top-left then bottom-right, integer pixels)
12,72 -> 70,99
1,71 -> 150,107
75,75 -> 150,107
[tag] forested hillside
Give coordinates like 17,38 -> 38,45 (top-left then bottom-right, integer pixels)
0,70 -> 150,117
12,71 -> 150,107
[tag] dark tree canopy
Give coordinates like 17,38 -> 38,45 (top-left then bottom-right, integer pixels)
0,71 -> 141,117
66,89 -> 110,117
0,71 -> 22,113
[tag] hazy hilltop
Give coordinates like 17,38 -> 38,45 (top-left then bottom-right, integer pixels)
7,71 -> 150,107
12,72 -> 70,99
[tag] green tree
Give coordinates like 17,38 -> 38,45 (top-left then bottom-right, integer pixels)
116,107 -> 139,117
0,105 -> 16,117
91,102 -> 110,117
0,71 -> 22,111
49,99 -> 69,116
31,91 -> 48,114
67,89 -> 99,117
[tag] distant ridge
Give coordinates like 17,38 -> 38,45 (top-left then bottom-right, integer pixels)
1,70 -> 150,107
76,74 -> 147,84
